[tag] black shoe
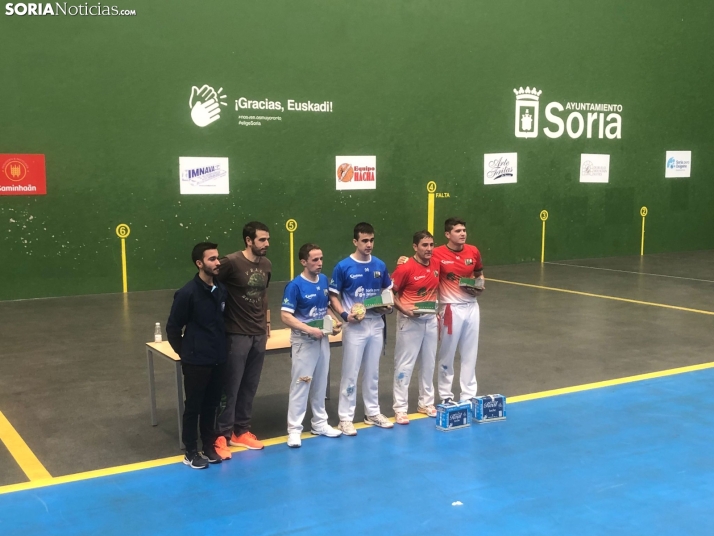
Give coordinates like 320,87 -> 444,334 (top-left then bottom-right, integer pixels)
442,398 -> 454,405
201,445 -> 223,464
183,451 -> 209,470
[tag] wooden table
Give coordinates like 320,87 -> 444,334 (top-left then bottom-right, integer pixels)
146,328 -> 343,449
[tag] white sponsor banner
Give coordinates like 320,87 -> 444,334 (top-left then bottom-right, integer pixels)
665,151 -> 692,178
513,86 -> 622,140
179,157 -> 230,194
484,153 -> 517,185
188,84 -> 334,128
335,156 -> 376,190
579,154 -> 610,183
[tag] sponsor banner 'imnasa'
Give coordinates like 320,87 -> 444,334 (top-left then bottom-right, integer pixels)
665,151 -> 691,178
335,156 -> 376,191
484,153 -> 517,185
179,157 -> 229,194
513,87 -> 622,140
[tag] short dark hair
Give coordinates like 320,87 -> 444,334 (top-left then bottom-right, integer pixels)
445,217 -> 466,233
353,222 -> 375,240
298,243 -> 321,261
243,221 -> 269,246
413,230 -> 433,245
192,242 -> 218,268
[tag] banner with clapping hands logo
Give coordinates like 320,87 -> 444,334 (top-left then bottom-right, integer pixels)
189,85 -> 228,127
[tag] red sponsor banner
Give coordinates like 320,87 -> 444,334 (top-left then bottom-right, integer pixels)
0,154 -> 46,196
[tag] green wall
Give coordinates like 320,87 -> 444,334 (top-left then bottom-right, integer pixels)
1,0 -> 712,300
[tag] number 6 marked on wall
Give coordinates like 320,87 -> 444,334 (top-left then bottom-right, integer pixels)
539,210 -> 548,263
115,224 -> 131,293
285,219 -> 298,279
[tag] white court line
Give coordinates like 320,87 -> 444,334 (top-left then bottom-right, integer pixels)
544,262 -> 714,283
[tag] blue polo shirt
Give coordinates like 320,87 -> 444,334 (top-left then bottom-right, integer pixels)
281,273 -> 330,323
329,254 -> 392,317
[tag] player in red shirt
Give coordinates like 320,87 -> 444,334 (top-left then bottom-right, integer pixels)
391,231 -> 441,424
431,217 -> 484,402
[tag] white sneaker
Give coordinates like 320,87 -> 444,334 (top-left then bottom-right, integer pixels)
311,424 -> 343,438
418,404 -> 437,417
338,420 -> 357,436
287,432 -> 302,448
364,413 -> 394,428
395,411 -> 410,425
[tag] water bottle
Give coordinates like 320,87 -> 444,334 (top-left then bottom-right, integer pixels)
154,322 -> 162,342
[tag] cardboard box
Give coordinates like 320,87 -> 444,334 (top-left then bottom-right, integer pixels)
472,394 -> 506,423
412,301 -> 437,314
459,277 -> 484,290
305,315 -> 333,334
436,401 -> 472,431
364,289 -> 394,309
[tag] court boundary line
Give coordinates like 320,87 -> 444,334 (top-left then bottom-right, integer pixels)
544,261 -> 714,283
1,362 -> 712,496
0,411 -> 52,482
488,278 -> 714,316
508,361 -> 714,403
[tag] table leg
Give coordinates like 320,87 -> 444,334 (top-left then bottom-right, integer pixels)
147,349 -> 157,426
175,361 -> 184,450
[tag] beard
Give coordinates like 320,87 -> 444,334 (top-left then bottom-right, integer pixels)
251,244 -> 267,257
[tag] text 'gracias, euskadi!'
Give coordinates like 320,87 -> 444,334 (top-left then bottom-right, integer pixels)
235,98 -> 333,113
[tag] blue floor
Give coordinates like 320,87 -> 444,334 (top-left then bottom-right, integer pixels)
2,369 -> 713,535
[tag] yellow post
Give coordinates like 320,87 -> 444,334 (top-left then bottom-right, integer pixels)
115,224 -> 131,293
121,239 -> 127,292
285,219 -> 298,279
426,181 -> 437,234
539,210 -> 548,263
640,207 -> 648,256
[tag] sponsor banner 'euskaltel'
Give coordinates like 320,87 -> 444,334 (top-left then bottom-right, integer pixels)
5,3 -> 137,16
188,84 -> 334,128
513,86 -> 622,139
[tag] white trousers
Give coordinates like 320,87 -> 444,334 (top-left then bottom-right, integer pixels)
392,313 -> 437,412
438,301 -> 480,401
287,331 -> 330,433
338,315 -> 384,421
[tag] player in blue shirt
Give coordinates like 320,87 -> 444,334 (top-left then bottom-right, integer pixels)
281,243 -> 343,447
329,222 -> 394,435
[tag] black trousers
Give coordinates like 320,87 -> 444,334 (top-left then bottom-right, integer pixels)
181,361 -> 226,453
217,334 -> 267,438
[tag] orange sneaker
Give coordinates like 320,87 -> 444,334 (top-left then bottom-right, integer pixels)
230,431 -> 264,450
213,436 -> 232,460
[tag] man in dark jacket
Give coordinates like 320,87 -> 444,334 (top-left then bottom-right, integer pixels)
167,242 -> 228,469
